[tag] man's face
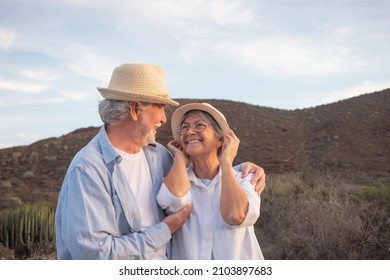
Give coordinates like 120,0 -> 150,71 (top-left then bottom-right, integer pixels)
138,104 -> 167,146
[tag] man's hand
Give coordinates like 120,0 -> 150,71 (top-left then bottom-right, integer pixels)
242,163 -> 266,195
163,204 -> 192,234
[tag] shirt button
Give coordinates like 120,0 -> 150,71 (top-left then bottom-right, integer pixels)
116,156 -> 122,164
99,241 -> 104,247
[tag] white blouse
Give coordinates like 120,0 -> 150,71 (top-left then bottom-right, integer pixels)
157,166 -> 264,260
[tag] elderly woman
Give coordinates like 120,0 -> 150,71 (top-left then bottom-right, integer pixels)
157,103 -> 264,260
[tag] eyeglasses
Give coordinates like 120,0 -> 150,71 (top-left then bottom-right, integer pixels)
178,120 -> 209,135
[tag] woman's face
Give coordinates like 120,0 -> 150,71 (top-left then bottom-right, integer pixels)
180,113 -> 223,158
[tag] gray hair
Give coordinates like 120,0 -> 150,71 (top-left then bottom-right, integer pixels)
98,99 -> 149,124
182,110 -> 224,139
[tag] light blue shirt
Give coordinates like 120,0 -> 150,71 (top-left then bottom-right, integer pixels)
55,126 -> 173,259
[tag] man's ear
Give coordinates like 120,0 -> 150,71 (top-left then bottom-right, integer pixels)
129,102 -> 140,120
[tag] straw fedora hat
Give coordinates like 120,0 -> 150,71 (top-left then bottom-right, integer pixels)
171,103 -> 230,141
97,63 -> 179,106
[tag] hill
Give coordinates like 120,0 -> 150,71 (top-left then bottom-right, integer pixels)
0,89 -> 389,211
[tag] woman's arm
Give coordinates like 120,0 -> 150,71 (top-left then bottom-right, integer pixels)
163,140 -> 190,197
219,131 -> 249,225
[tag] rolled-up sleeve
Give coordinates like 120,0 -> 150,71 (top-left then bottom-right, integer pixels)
230,172 -> 261,228
156,183 -> 192,214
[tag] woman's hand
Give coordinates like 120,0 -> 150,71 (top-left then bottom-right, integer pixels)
219,130 -> 240,166
167,140 -> 190,166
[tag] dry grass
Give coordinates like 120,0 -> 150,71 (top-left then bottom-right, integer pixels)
255,173 -> 390,259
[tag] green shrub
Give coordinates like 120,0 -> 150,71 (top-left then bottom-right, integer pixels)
8,196 -> 24,207
22,170 -> 35,179
354,181 -> 390,212
0,181 -> 12,189
12,152 -> 22,159
44,155 -> 57,162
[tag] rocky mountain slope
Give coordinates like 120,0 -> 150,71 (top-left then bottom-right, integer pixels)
0,89 -> 389,211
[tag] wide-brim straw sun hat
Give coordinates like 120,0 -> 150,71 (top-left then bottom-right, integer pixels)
171,102 -> 230,141
97,63 -> 179,106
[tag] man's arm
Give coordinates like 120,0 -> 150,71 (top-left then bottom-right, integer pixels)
57,167 -> 177,260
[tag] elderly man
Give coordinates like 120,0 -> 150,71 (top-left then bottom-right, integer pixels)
55,63 -> 265,260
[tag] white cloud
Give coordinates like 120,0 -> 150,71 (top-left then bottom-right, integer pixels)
64,48 -> 113,83
298,81 -> 390,108
60,90 -> 92,101
17,132 -> 42,141
0,28 -> 16,50
22,97 -> 66,105
212,37 -> 362,76
75,58 -> 111,84
32,0 -> 254,29
334,26 -> 355,36
4,0 -> 374,79
9,91 -> 92,106
114,0 -> 255,26
0,78 -> 48,93
12,33 -> 113,83
198,0 -> 255,26
21,69 -> 64,82
322,81 -> 390,104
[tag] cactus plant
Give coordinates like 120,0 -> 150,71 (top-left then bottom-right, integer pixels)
0,203 -> 56,258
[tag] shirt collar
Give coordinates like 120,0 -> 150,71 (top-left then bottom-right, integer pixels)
97,125 -> 157,166
97,126 -> 120,165
187,164 -> 221,186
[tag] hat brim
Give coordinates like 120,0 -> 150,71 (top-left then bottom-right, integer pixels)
97,88 -> 179,106
171,103 -> 230,142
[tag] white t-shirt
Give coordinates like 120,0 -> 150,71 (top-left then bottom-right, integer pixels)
116,148 -> 166,259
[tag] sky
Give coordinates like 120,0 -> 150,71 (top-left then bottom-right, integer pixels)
0,0 -> 389,149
